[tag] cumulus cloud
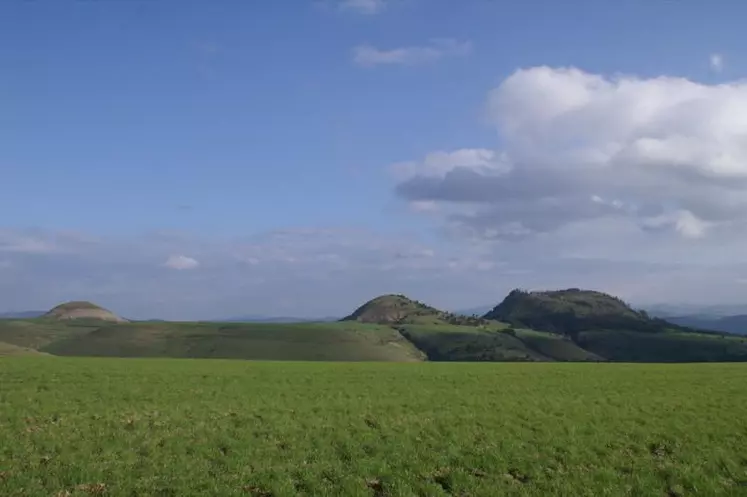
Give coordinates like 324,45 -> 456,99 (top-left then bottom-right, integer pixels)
164,255 -> 200,270
339,0 -> 385,15
395,66 -> 747,242
353,39 -> 471,67
710,53 -> 724,72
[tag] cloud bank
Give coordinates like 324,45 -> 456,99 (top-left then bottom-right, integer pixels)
396,66 -> 747,245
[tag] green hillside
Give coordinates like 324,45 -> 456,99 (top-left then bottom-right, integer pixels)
396,324 -> 548,362
0,318 -> 104,350
576,329 -> 747,362
0,341 -> 49,357
3,291 -> 747,363
42,321 -> 426,362
484,288 -> 658,335
512,329 -> 604,362
342,294 -> 484,326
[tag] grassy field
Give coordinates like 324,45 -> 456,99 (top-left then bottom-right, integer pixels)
1,359 -> 746,496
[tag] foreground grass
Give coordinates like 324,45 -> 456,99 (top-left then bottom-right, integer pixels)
1,359 -> 746,496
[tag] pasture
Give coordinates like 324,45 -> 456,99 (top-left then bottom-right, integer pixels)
1,358 -> 746,496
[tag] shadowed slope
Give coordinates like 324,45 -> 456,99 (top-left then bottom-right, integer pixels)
485,289 -> 663,335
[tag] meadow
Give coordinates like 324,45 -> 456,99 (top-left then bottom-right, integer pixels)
1,358 -> 746,496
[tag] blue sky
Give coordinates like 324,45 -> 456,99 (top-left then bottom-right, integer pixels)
3,0 -> 747,319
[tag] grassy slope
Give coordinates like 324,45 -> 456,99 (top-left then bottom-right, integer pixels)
1,358 -> 746,496
0,341 -> 49,357
576,329 -> 747,362
513,329 -> 604,362
3,317 -> 747,363
43,321 -> 426,362
0,319 -> 104,350
396,324 -> 551,362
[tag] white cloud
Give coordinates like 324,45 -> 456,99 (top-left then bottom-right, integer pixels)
640,210 -> 710,239
353,39 -> 471,67
164,255 -> 200,270
391,148 -> 510,180
409,200 -> 440,213
396,66 -> 747,241
339,0 -> 385,15
710,53 -> 724,72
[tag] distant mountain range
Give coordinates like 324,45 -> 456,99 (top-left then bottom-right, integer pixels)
644,303 -> 747,319
659,315 -> 747,335
641,304 -> 747,335
0,311 -> 44,319
216,315 -> 339,323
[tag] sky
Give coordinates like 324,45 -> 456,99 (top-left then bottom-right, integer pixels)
3,0 -> 747,319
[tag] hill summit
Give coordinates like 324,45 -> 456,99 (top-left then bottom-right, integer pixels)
44,301 -> 127,323
341,294 -> 446,324
484,288 -> 659,335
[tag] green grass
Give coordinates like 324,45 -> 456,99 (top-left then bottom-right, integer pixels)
1,359 -> 747,496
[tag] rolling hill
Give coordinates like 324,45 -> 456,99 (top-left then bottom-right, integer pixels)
2,291 -> 747,363
482,288 -> 747,362
484,288 -> 659,335
44,301 -> 127,323
42,321 -> 425,362
342,294 -> 448,324
342,294 -> 485,326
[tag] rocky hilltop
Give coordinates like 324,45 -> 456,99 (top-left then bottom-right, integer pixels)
341,294 -> 444,324
44,301 -> 127,323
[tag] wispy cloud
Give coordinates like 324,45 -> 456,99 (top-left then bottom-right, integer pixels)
164,255 -> 200,270
710,53 -> 724,72
353,39 -> 472,67
3,225 -> 747,319
339,0 -> 386,15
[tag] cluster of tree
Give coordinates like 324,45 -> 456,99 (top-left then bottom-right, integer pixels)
442,312 -> 485,327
